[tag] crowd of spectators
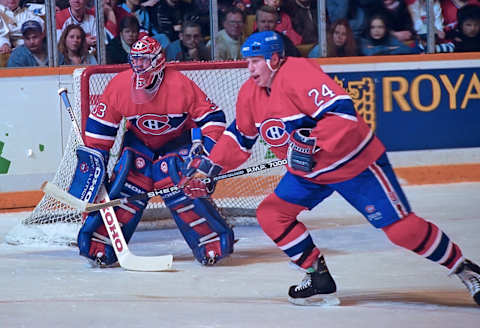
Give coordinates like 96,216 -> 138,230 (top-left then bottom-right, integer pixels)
0,0 -> 479,68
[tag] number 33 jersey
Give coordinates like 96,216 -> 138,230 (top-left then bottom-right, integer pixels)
84,68 -> 226,152
209,57 -> 385,184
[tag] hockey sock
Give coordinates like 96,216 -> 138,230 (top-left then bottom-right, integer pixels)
257,193 -> 320,269
382,213 -> 463,270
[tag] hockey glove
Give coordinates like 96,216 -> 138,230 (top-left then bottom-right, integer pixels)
178,156 -> 222,198
287,128 -> 317,172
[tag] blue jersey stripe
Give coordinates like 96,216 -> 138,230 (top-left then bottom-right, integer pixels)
196,110 -> 226,127
86,117 -> 118,137
227,120 -> 258,150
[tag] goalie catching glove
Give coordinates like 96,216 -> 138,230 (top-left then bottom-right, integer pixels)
287,128 -> 317,172
178,155 -> 222,198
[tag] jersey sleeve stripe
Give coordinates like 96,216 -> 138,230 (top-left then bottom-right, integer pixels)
329,112 -> 358,122
224,130 -> 252,154
194,110 -> 227,126
312,95 -> 352,119
200,121 -> 227,130
306,129 -> 374,178
85,131 -> 116,141
88,114 -> 120,128
86,117 -> 119,137
226,120 -> 258,150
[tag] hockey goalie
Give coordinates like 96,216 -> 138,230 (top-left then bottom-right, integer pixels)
70,36 -> 234,267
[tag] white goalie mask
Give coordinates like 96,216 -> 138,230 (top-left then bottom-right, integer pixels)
129,36 -> 166,104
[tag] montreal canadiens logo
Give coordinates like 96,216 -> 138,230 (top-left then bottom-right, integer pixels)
135,157 -> 146,169
160,161 -> 168,173
365,205 -> 375,213
259,119 -> 289,147
79,162 -> 89,173
136,114 -> 171,135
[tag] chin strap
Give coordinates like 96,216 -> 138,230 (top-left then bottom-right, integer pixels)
266,58 -> 284,88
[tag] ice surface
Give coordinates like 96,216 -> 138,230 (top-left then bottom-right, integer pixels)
1,183 -> 479,327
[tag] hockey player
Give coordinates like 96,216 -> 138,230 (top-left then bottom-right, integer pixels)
75,35 -> 234,267
179,31 -> 480,306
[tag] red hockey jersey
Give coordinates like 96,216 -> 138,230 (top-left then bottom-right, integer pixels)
209,57 -> 385,184
85,68 -> 226,152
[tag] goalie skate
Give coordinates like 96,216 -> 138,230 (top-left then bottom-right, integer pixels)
455,259 -> 480,305
288,256 -> 340,306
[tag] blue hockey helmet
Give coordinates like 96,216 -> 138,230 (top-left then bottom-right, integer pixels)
241,31 -> 285,60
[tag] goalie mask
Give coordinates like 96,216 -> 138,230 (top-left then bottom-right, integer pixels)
129,36 -> 166,104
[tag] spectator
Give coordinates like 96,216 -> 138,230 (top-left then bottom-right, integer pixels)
101,0 -> 131,41
56,0 -> 69,11
345,0 -> 368,39
379,0 -> 416,43
120,0 -> 155,38
150,0 -> 194,42
453,4 -> 480,52
56,0 -> 97,48
189,0 -> 211,36
441,0 -> 479,34
107,15 -> 140,64
7,19 -> 48,67
207,6 -> 245,60
255,5 -> 301,56
252,0 -> 302,45
309,18 -> 358,57
232,0 -> 257,14
165,20 -> 210,61
0,0 -> 44,53
283,0 -> 318,44
359,13 -> 417,55
407,0 -> 446,39
407,0 -> 458,52
326,0 -> 349,24
58,24 -> 97,65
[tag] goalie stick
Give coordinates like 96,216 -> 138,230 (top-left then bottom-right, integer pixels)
57,88 -> 173,272
42,158 -> 287,213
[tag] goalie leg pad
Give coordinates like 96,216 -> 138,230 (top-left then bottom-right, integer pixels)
69,146 -> 107,202
78,146 -> 153,266
153,154 -> 234,265
168,197 -> 234,265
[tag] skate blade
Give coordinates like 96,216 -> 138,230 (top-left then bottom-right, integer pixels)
288,293 -> 340,306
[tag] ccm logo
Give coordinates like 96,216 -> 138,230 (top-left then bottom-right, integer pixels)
101,208 -> 124,252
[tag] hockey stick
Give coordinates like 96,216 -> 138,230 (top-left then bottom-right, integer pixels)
57,88 -> 173,272
42,158 -> 287,213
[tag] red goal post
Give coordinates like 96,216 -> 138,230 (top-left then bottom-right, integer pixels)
6,61 -> 285,245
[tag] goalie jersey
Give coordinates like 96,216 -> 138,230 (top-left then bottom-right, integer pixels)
85,68 -> 226,152
209,57 -> 385,184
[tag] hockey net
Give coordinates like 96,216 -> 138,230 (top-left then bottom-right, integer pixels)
6,62 -> 285,245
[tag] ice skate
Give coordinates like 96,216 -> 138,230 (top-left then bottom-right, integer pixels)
455,259 -> 480,305
288,256 -> 340,306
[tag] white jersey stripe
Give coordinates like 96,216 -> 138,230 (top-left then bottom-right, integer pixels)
85,131 -> 116,141
306,129 -> 373,178
312,95 -> 352,118
224,130 -> 252,153
279,230 -> 309,251
438,241 -> 453,264
421,230 -> 443,258
88,114 -> 120,128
